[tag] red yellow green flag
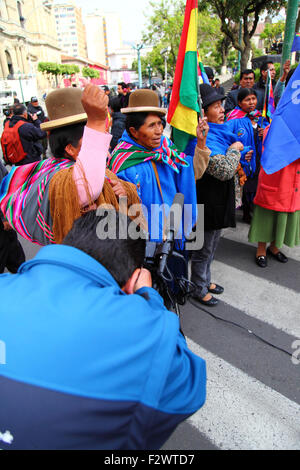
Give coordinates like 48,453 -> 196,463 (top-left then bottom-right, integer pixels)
167,0 -> 199,151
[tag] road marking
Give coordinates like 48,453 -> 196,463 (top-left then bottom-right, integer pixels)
187,338 -> 300,450
211,260 -> 300,338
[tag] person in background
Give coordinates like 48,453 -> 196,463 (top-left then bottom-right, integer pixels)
2,106 -> 13,128
226,88 -> 269,224
253,61 -> 277,95
274,60 -> 292,106
204,66 -> 214,86
214,78 -> 225,97
190,84 -> 244,306
225,69 -> 264,114
1,103 -> 47,166
27,96 -> 48,158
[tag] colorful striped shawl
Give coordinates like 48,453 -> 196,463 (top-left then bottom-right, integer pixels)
0,158 -> 73,244
107,132 -> 189,174
226,107 -> 262,123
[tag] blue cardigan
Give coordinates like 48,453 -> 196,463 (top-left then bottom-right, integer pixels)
0,245 -> 206,450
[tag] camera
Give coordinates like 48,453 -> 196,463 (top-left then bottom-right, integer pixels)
143,193 -> 195,317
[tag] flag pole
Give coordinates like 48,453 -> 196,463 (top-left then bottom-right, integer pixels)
195,4 -> 205,136
261,69 -> 270,127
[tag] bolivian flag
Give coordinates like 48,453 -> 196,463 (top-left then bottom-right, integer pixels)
262,70 -> 275,123
167,0 -> 199,151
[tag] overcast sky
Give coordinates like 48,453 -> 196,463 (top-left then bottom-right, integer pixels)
53,0 -> 149,43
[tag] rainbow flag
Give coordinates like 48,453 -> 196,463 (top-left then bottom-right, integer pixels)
262,70 -> 275,122
167,0 -> 199,152
291,32 -> 300,52
198,52 -> 210,84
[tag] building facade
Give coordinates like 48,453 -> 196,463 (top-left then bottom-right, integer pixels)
0,0 -> 61,98
54,3 -> 87,59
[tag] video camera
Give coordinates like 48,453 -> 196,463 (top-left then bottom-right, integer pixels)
3,107 -> 12,118
143,193 -> 195,318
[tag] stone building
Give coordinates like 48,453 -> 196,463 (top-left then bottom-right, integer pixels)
0,0 -> 61,96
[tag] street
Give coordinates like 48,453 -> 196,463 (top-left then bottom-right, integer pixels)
17,210 -> 300,451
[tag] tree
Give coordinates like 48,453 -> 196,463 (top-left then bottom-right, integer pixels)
82,67 -> 100,79
141,0 -> 226,79
260,21 -> 285,53
198,0 -> 287,71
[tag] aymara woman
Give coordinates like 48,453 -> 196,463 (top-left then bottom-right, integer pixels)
0,85 -> 140,245
226,87 -> 269,223
190,84 -> 245,306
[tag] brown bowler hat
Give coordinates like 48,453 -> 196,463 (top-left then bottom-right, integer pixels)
40,88 -> 87,131
121,89 -> 167,115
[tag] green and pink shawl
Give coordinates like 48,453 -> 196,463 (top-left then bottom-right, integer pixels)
0,158 -> 73,245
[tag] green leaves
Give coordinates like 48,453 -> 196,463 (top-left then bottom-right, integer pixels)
82,67 -> 100,79
38,62 -> 80,76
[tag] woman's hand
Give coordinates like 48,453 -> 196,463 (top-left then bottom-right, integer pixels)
258,127 -> 264,138
196,116 -> 209,150
244,150 -> 253,162
3,221 -> 12,231
110,179 -> 127,198
82,84 -> 108,133
230,141 -> 244,152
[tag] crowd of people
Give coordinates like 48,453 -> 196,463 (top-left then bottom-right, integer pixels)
0,57 -> 299,450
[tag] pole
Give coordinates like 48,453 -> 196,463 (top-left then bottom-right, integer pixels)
238,19 -> 242,72
18,73 -> 25,104
165,55 -> 168,90
137,48 -> 142,88
280,0 -> 299,75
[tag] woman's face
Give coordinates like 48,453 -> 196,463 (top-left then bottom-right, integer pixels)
239,94 -> 257,114
205,100 -> 225,124
129,113 -> 163,150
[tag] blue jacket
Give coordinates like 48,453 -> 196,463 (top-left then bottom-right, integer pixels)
0,245 -> 206,450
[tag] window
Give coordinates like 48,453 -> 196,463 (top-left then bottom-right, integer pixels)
17,1 -> 25,28
5,51 -> 14,77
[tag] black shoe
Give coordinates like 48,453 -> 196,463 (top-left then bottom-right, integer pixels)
192,294 -> 219,306
242,213 -> 252,224
208,284 -> 224,295
267,248 -> 288,263
255,255 -> 267,268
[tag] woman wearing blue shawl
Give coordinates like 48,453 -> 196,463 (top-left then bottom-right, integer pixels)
226,88 -> 269,223
191,84 -> 244,306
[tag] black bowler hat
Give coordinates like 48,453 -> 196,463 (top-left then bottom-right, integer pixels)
200,83 -> 225,109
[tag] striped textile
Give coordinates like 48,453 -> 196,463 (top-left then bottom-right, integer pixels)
107,134 -> 189,174
0,158 -> 73,244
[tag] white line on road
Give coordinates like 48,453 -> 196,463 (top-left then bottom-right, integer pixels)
187,338 -> 300,450
211,260 -> 300,338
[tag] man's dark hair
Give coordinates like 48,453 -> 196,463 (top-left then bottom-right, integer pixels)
118,82 -> 127,89
260,61 -> 273,73
13,104 -> 27,116
237,87 -> 257,103
63,210 -> 146,287
49,122 -> 86,159
240,69 -> 255,80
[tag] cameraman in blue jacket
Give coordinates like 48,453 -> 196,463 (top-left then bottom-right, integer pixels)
0,209 -> 206,450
